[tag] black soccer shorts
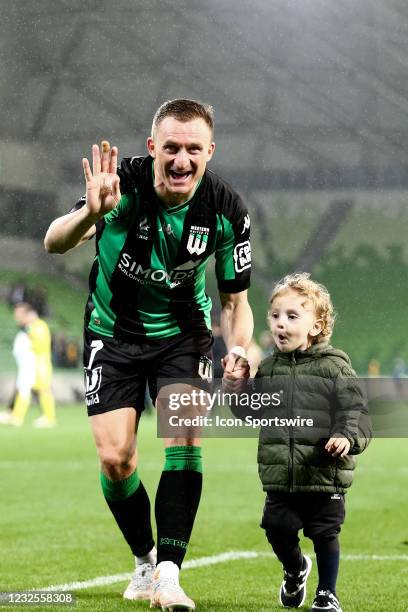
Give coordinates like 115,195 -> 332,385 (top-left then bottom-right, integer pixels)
261,491 -> 346,542
83,328 -> 214,416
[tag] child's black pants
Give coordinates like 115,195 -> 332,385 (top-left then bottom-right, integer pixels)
261,491 -> 345,591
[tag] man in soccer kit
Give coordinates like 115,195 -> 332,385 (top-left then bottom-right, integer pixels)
45,99 -> 253,610
0,303 -> 56,427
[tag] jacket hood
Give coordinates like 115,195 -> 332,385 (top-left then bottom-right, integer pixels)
313,343 -> 352,366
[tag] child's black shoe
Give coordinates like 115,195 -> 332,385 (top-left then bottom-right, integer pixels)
310,589 -> 342,611
279,554 -> 312,608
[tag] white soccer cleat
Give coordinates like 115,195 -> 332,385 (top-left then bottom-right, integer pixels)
123,562 -> 155,600
0,412 -> 23,426
150,561 -> 195,611
33,416 -> 56,428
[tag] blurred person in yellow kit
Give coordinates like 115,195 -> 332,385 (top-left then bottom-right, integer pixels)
0,303 -> 56,427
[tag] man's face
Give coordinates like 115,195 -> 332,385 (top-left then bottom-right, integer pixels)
147,116 -> 215,204
269,289 -> 322,352
14,306 -> 28,328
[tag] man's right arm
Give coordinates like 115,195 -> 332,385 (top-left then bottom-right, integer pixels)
44,205 -> 99,254
44,141 -> 121,254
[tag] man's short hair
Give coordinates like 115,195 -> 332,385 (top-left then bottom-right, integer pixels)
152,99 -> 214,137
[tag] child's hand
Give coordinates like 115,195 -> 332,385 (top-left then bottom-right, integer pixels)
325,437 -> 351,457
222,349 -> 250,381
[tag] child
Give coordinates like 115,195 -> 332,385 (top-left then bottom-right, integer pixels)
256,273 -> 371,612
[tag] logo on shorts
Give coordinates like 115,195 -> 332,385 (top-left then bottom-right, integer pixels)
84,339 -> 104,406
233,241 -> 251,272
85,367 -> 102,396
84,367 -> 102,406
331,494 -> 341,500
198,356 -> 213,381
187,226 -> 209,256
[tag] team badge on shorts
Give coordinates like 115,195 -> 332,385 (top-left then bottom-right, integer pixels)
198,356 -> 213,381
84,367 -> 102,406
84,339 -> 104,407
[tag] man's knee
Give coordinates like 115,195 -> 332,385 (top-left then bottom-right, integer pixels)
164,438 -> 200,448
99,444 -> 136,480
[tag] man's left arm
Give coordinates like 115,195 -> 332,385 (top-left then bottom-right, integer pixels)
219,290 -> 253,380
214,190 -> 253,380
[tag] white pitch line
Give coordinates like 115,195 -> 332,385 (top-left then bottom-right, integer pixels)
341,554 -> 408,561
37,550 -> 408,592
38,551 -> 259,592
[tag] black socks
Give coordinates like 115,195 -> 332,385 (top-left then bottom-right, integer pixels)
101,469 -> 154,556
155,446 -> 203,567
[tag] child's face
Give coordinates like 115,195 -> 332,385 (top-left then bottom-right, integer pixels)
269,289 -> 323,352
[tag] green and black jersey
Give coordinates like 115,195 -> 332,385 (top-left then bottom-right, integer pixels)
72,155 -> 251,340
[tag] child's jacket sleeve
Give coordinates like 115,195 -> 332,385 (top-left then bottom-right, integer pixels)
333,365 -> 372,455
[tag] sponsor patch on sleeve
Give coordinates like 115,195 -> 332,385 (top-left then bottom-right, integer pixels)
233,241 -> 251,273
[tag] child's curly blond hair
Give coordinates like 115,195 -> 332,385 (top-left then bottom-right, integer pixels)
268,272 -> 336,344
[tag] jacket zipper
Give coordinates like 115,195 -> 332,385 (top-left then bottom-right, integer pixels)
288,352 -> 296,491
335,458 -> 340,493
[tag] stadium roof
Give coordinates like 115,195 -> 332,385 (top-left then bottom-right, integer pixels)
2,0 -> 408,194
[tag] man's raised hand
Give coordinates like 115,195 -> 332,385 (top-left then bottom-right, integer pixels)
82,141 -> 121,218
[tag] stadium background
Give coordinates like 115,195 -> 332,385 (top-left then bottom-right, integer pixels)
1,1 -> 407,610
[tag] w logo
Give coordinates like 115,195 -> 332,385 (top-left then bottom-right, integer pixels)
186,226 -> 209,256
84,339 -> 103,396
85,366 -> 102,395
198,356 -> 213,381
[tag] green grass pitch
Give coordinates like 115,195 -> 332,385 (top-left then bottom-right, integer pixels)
0,406 -> 407,611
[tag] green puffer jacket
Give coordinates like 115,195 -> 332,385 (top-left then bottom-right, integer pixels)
257,342 -> 371,494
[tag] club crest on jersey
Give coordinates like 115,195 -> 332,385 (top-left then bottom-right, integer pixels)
198,356 -> 213,381
234,241 -> 251,273
187,225 -> 209,256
